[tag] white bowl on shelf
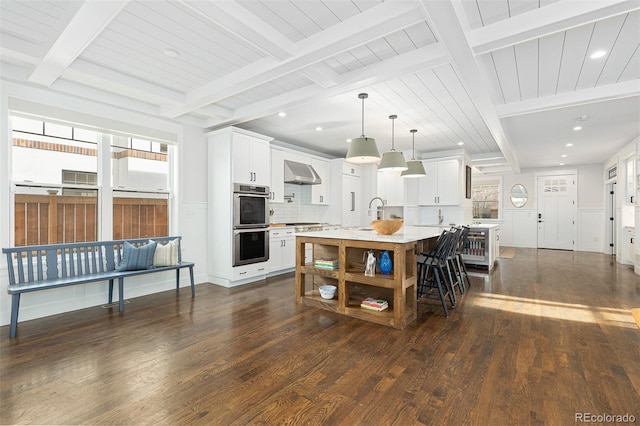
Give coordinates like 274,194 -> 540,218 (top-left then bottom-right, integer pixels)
319,285 -> 337,299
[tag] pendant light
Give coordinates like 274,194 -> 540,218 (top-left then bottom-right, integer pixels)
402,129 -> 426,178
345,93 -> 380,164
378,114 -> 408,172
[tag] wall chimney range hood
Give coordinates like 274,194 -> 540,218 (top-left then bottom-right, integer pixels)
284,160 -> 322,185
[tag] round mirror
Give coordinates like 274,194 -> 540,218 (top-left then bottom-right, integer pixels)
510,184 -> 527,208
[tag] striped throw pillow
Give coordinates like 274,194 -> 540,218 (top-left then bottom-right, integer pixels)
152,239 -> 179,267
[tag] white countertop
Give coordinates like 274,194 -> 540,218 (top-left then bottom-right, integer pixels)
469,223 -> 501,229
296,225 -> 444,243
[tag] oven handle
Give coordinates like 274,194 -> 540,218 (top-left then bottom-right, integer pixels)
234,193 -> 269,199
234,228 -> 270,235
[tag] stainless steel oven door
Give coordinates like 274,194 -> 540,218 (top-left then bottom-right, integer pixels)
233,228 -> 269,266
233,193 -> 269,228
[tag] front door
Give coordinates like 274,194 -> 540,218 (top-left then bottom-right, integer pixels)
537,174 -> 576,250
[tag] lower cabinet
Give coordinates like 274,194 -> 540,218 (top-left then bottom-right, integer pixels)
269,227 -> 296,272
232,262 -> 268,281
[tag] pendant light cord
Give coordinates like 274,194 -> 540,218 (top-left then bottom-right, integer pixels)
410,129 -> 417,160
389,115 -> 397,151
361,96 -> 365,137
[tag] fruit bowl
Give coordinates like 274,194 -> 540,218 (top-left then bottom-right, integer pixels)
370,219 -> 404,235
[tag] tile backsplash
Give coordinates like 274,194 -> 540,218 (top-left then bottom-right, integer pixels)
269,183 -> 329,224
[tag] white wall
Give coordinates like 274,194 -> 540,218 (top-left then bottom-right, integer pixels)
487,164 -> 605,251
0,80 -> 209,327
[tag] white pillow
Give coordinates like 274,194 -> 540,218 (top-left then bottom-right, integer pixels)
151,239 -> 179,266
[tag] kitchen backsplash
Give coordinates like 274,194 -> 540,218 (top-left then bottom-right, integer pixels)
269,183 -> 329,224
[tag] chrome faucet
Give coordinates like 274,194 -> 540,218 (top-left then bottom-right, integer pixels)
438,208 -> 444,225
368,197 -> 385,220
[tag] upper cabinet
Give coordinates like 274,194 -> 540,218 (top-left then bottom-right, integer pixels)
418,158 -> 461,206
270,148 -> 285,203
377,171 -> 404,206
232,133 -> 271,185
311,158 -> 329,205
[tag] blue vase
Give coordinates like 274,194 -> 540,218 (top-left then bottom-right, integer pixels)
379,250 -> 392,274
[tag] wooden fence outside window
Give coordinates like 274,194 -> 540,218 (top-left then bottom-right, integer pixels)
14,194 -> 168,246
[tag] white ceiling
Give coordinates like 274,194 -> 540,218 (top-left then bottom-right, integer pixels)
1,0 -> 639,174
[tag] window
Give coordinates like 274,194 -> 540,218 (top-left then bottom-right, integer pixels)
472,181 -> 500,219
11,114 -> 172,245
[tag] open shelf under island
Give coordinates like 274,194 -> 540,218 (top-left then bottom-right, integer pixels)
295,227 -> 443,329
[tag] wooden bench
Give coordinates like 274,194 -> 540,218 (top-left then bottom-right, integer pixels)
3,236 -> 195,338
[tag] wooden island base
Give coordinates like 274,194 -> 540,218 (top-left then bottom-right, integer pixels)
295,235 -> 418,329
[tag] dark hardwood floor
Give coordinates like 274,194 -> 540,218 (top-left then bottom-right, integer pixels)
1,248 -> 639,425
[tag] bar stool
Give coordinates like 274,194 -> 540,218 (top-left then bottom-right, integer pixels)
417,230 -> 457,317
454,226 -> 472,291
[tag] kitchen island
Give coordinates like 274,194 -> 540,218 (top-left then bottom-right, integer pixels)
295,226 -> 442,329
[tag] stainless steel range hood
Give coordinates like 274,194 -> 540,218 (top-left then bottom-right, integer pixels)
284,160 -> 322,185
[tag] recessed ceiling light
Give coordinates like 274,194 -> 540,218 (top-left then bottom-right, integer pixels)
561,154 -> 567,158
346,139 -> 352,143
162,48 -> 179,58
566,143 -> 573,147
590,50 -> 606,59
316,126 -> 322,131
278,112 -> 286,117
573,126 -> 582,131
560,163 -> 565,166
457,141 -> 464,146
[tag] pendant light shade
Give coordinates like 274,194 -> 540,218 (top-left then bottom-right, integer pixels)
346,93 -> 380,164
378,114 -> 408,172
402,129 -> 426,178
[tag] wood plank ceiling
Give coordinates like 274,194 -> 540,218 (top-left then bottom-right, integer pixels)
1,0 -> 638,173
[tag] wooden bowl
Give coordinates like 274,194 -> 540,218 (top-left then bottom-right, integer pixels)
370,219 -> 404,235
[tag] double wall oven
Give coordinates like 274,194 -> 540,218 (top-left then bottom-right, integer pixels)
233,183 -> 270,266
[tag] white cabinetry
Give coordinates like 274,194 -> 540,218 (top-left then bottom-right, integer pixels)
311,158 -> 329,205
232,133 -> 270,185
269,227 -> 296,272
206,127 -> 273,287
270,148 -> 285,203
377,171 -> 404,206
418,159 -> 460,205
329,160 -> 362,227
626,156 -> 635,204
623,227 -> 635,265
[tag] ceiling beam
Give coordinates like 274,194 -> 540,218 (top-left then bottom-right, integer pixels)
203,43 -> 448,129
162,1 -> 424,119
28,0 -> 129,87
470,0 -> 640,55
496,80 -> 640,117
179,0 -> 295,60
419,0 -> 521,173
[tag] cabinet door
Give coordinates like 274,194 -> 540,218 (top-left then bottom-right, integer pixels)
342,175 -> 360,227
311,158 -> 329,205
268,237 -> 283,272
251,139 -> 270,185
270,149 -> 285,203
436,159 -> 460,205
282,236 -> 296,268
232,134 -> 254,184
418,161 -> 438,205
232,134 -> 270,185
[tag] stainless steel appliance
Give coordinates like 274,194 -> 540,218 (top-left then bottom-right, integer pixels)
233,228 -> 269,266
233,183 -> 270,266
233,183 -> 270,228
